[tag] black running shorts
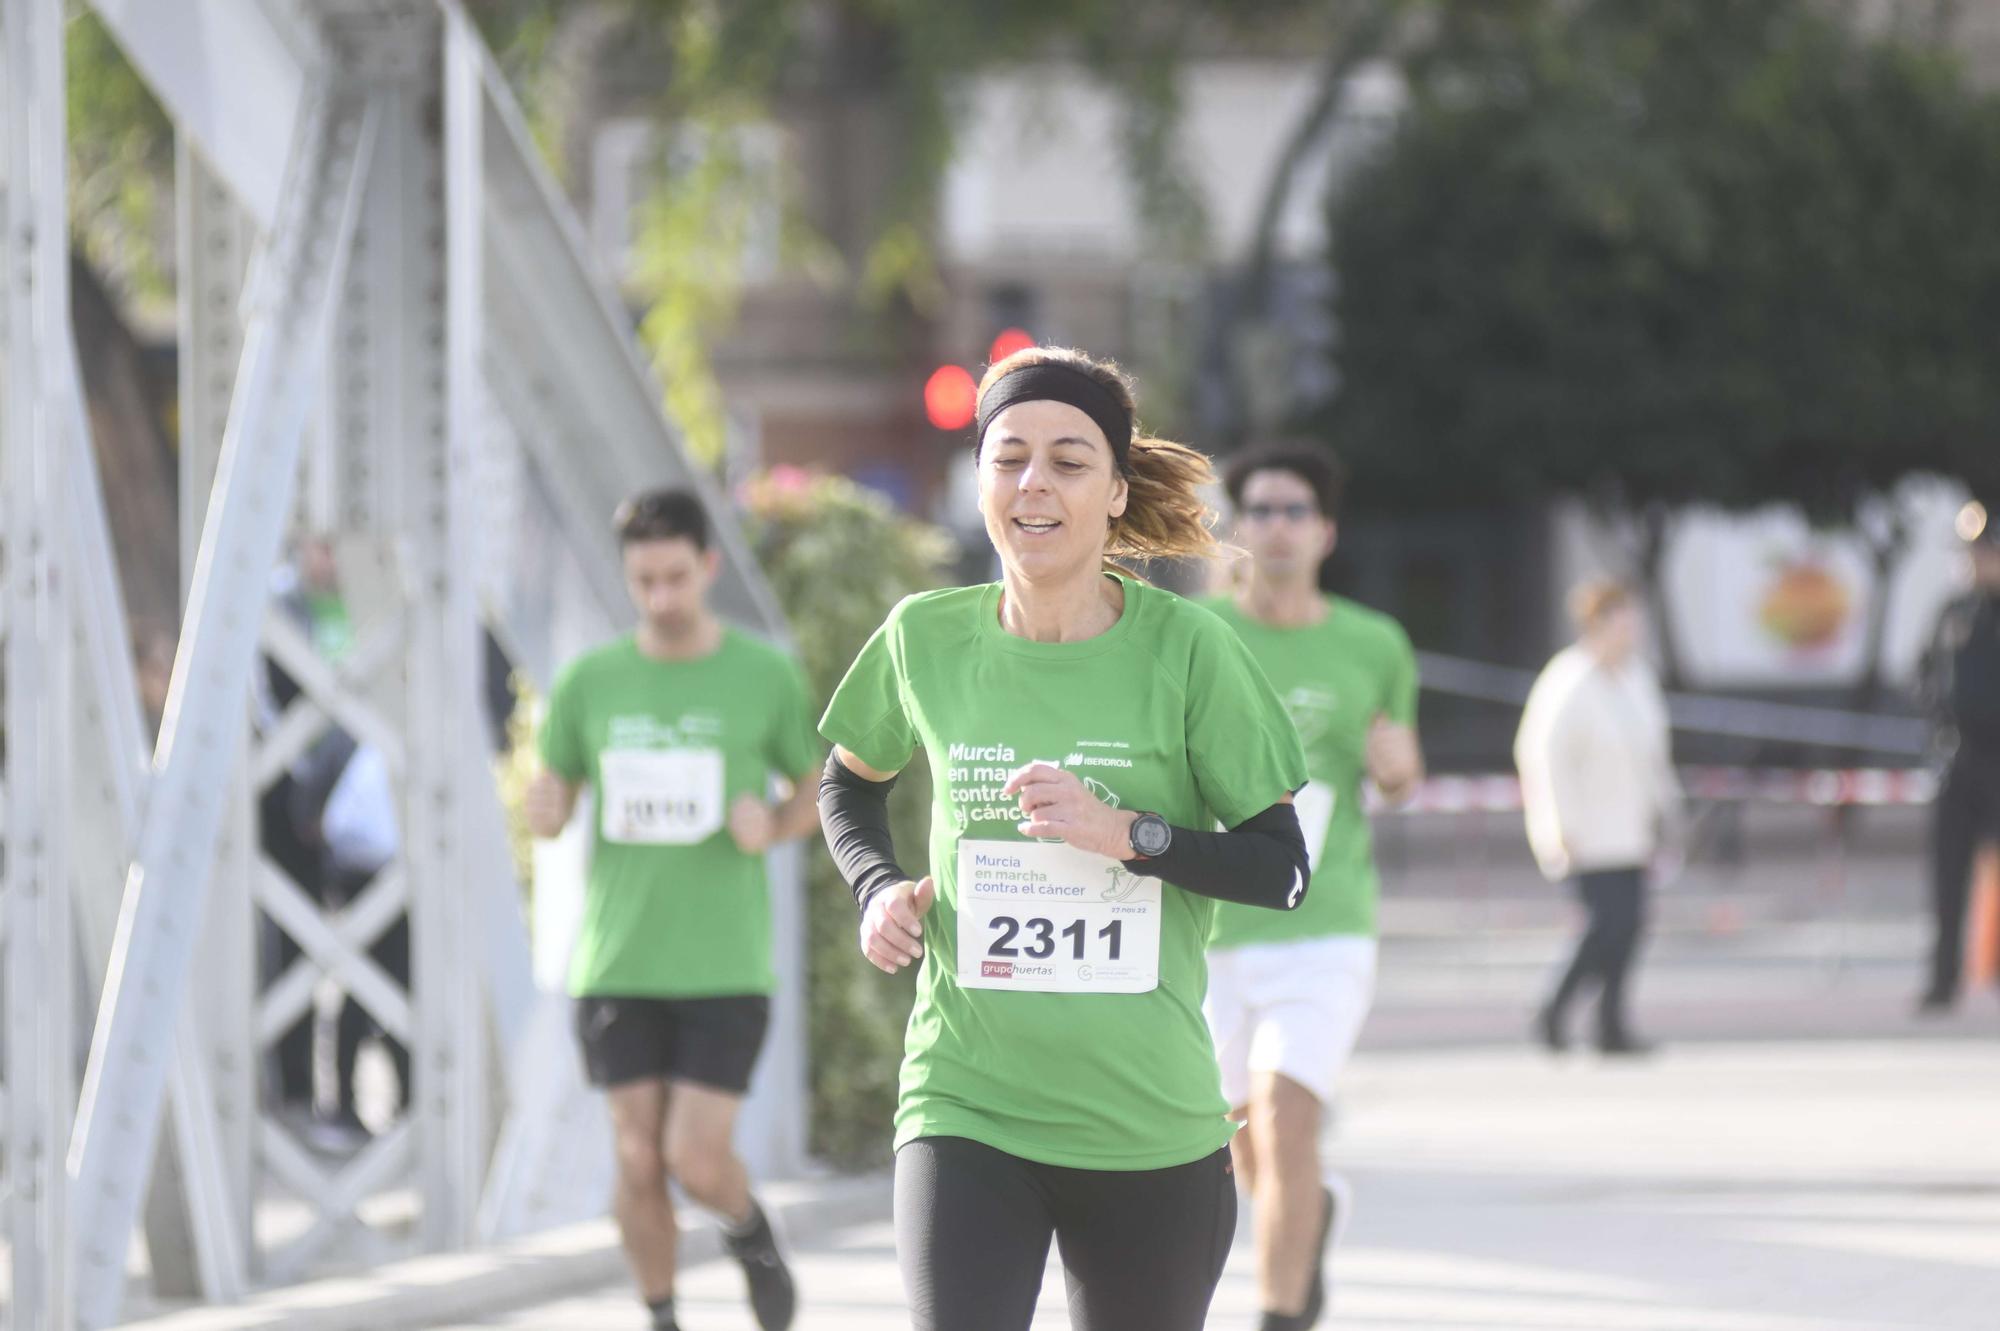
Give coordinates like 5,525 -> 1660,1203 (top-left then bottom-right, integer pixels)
572,993 -> 770,1094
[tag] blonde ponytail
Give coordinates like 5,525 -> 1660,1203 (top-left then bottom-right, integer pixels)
1109,436 -> 1217,562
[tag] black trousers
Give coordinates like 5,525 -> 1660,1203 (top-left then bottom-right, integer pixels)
259,776 -> 323,1108
894,1136 -> 1236,1331
1548,866 -> 1647,1039
1926,749 -> 2000,999
331,866 -> 411,1122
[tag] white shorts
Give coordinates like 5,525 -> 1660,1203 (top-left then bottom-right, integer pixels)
1205,935 -> 1378,1110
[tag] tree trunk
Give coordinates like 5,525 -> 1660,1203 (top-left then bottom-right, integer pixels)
69,250 -> 179,650
1240,0 -> 1403,312
1636,502 -> 1686,689
1207,1 -> 1403,445
1848,517 -> 1908,715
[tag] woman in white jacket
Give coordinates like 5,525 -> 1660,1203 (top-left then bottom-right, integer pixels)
1514,579 -> 1682,1055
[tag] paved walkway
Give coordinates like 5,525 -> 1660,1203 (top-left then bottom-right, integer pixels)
437,1038 -> 2000,1330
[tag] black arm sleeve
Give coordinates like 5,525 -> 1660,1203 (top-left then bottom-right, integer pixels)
1127,801 -> 1310,911
817,750 -> 910,912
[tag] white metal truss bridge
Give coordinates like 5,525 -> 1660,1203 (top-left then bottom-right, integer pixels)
0,2 -> 809,1325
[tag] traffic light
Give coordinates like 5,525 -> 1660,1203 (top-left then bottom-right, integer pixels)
989,327 -> 1036,364
925,325 -> 1038,430
924,364 -> 977,431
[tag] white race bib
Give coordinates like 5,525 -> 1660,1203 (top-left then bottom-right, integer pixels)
956,839 -> 1160,994
1294,780 -> 1337,873
599,747 -> 724,845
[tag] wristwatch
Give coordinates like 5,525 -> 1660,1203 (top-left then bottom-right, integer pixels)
1128,811 -> 1172,859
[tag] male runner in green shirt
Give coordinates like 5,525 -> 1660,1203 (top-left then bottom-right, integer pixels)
1203,445 -> 1424,1331
526,489 -> 820,1331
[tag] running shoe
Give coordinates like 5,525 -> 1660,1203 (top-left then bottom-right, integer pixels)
724,1201 -> 796,1331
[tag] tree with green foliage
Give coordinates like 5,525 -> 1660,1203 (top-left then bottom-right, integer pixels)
473,0 -> 1398,460
65,6 -> 174,303
67,0 -> 1425,463
740,467 -> 954,1165
1320,0 -> 2000,684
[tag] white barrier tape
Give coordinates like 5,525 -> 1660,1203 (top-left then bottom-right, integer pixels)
1366,766 -> 1938,816
1414,651 -> 1929,757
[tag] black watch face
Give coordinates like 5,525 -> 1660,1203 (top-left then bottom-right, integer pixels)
1133,814 -> 1172,857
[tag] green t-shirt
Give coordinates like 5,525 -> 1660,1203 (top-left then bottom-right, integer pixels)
820,576 -> 1306,1170
539,629 -> 821,998
306,592 -> 353,663
1202,594 -> 1417,946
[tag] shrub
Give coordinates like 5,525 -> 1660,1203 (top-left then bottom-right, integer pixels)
742,467 -> 956,1167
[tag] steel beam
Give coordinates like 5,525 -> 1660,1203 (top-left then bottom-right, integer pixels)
476,994 -> 613,1241
465,18 -> 787,642
88,0 -> 785,641
85,0 -> 311,227
408,9 -> 490,1249
68,87 -> 377,1329
479,341 -> 638,655
172,139 -> 264,1288
258,1119 -> 411,1284
44,4 -> 812,1301
459,0 -> 812,1206
3,0 -> 76,1323
739,838 -> 809,1178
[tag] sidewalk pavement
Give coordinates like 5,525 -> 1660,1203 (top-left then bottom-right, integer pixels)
117,1174 -> 889,1331
136,1036 -> 2000,1330
1363,918 -> 1997,1048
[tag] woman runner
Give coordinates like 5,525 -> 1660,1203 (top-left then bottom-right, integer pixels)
817,346 -> 1311,1331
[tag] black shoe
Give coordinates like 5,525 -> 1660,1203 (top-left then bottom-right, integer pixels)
1298,1180 -> 1342,1325
1915,988 -> 1956,1016
1534,1004 -> 1569,1053
724,1201 -> 796,1331
1259,1313 -> 1313,1331
1596,1031 -> 1657,1057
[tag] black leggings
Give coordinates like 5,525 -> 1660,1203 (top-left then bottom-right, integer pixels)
894,1136 -> 1236,1331
1927,750 -> 2000,997
1549,866 -> 1647,1037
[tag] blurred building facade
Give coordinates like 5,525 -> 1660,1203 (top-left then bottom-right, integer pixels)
64,0 -> 1966,768
65,0 -> 2000,755
563,18 -> 1987,768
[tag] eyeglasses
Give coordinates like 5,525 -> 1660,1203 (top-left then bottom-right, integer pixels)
1241,502 -> 1319,523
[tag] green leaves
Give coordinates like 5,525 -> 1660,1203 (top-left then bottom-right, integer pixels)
66,6 -> 173,301
486,0 -> 1343,467
742,469 -> 954,1165
1324,0 -> 2000,520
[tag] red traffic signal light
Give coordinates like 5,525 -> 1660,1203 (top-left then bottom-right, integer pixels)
989,327 -> 1036,364
924,365 -> 977,431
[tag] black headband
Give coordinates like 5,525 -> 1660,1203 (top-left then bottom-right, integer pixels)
973,363 -> 1134,471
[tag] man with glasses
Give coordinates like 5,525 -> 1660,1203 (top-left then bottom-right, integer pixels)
1201,444 -> 1424,1331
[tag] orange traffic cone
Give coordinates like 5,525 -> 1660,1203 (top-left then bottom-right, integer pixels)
1965,846 -> 2000,988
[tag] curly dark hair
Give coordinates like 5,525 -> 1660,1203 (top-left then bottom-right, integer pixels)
1221,443 -> 1346,520
614,487 -> 710,550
